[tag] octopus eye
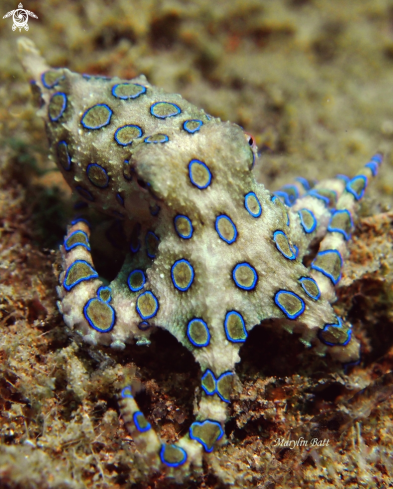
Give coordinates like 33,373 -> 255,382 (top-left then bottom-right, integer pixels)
244,132 -> 256,150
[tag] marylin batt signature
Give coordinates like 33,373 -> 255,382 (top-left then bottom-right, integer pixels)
272,437 -> 330,450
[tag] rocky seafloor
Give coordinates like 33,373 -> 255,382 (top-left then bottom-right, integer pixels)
1,1 -> 393,488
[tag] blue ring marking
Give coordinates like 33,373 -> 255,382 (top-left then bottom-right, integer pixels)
149,204 -> 160,216
57,141 -> 72,171
311,249 -> 343,285
186,318 -> 211,348
145,231 -> 159,259
75,186 -> 94,202
83,296 -> 116,333
274,290 -> 305,320
224,311 -> 248,343
159,444 -> 187,468
136,290 -> 159,320
130,223 -> 141,254
41,70 -> 64,89
48,92 -> 67,122
71,218 -> 90,226
336,174 -> 350,182
273,230 -> 297,260
174,215 -> 193,239
279,185 -> 299,206
216,372 -> 234,403
188,159 -> 212,189
271,195 -> 290,226
73,201 -> 88,210
116,193 -> 124,207
112,211 -> 125,219
138,321 -> 150,331
295,177 -> 311,191
298,276 -> 321,300
120,386 -> 133,399
123,159 -> 133,181
111,83 -> 146,99
97,286 -> 112,303
307,189 -> 330,205
201,369 -> 216,396
171,259 -> 195,292
244,192 -> 262,217
82,74 -> 111,80
365,161 -> 379,176
133,411 -> 151,432
189,420 -> 224,453
80,103 -> 113,129
150,101 -> 181,119
63,260 -> 98,291
298,209 -> 317,234
127,269 -> 146,292
114,124 -> 143,146
251,150 -> 256,169
232,262 -> 258,291
86,163 -> 109,189
215,215 -> 238,244
130,241 -> 140,253
318,317 -> 352,347
346,175 -> 368,201
64,230 -> 90,252
183,119 -> 203,134
273,190 -> 292,207
327,209 -> 354,241
144,134 -> 169,144
371,153 -> 383,164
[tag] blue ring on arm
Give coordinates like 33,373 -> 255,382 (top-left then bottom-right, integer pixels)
120,386 -> 133,399
298,276 -> 321,300
365,161 -> 379,176
64,230 -> 90,252
133,411 -> 151,432
273,230 -> 297,260
295,177 -> 311,191
318,317 -> 352,347
63,260 -> 98,291
159,444 -> 187,468
346,175 -> 368,200
298,209 -> 317,234
189,420 -> 224,453
327,209 -> 353,241
274,290 -> 305,320
272,190 -> 292,207
83,297 -> 116,333
310,249 -> 343,285
215,371 -> 234,403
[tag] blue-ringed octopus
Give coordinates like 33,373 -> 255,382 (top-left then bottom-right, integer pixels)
18,37 -> 382,479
